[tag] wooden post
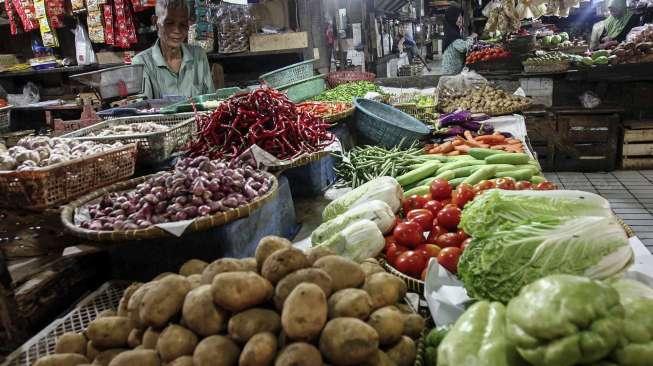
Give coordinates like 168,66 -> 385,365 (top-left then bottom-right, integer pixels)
297,0 -> 314,62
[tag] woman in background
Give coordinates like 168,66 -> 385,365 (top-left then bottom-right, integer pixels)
598,0 -> 639,49
441,6 -> 476,75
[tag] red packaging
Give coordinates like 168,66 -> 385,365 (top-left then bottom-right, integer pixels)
103,4 -> 114,45
5,0 -> 18,35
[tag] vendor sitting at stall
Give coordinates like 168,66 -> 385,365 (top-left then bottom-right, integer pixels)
133,0 -> 214,99
441,5 -> 476,75
597,0 -> 639,49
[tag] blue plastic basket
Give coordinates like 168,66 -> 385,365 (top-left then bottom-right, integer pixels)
353,98 -> 430,149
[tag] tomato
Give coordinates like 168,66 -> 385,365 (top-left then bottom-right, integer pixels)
429,179 -> 452,201
417,243 -> 441,258
535,181 -> 556,190
384,235 -> 398,250
473,180 -> 495,194
436,204 -> 461,230
394,250 -> 428,278
437,232 -> 462,248
423,200 -> 444,217
406,209 -> 434,231
515,180 -> 533,190
438,247 -> 462,274
452,183 -> 475,208
386,242 -> 407,265
426,224 -> 447,243
393,221 -> 424,248
402,195 -> 428,214
495,177 -> 516,190
422,193 -> 432,201
0,99 -> 6,107
457,229 -> 469,242
460,238 -> 472,251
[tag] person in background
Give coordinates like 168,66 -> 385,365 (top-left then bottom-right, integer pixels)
441,5 -> 476,75
402,30 -> 420,64
133,0 -> 214,99
598,0 -> 639,49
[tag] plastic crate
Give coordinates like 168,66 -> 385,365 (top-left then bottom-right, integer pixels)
259,59 -> 316,88
277,74 -> 326,103
160,88 -> 245,114
353,98 -> 430,149
70,65 -> 144,100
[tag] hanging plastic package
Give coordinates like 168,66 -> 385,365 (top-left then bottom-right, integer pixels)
73,23 -> 97,66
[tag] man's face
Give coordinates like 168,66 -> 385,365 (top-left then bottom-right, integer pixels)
609,6 -> 623,17
157,7 -> 189,48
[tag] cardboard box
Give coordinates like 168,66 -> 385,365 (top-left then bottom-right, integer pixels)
249,32 -> 308,52
96,51 -> 133,65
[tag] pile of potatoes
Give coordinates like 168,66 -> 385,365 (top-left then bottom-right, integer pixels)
34,236 -> 425,366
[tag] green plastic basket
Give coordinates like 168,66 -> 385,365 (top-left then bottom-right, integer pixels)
277,74 -> 326,103
159,87 -> 244,113
259,59 -> 316,88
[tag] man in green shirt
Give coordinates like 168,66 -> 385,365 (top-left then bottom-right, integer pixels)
133,0 -> 214,99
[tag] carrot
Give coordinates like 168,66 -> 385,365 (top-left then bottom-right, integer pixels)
439,141 -> 455,154
462,139 -> 485,148
505,138 -> 521,144
454,144 -> 470,152
464,130 -> 475,142
452,139 -> 464,146
446,150 -> 461,156
428,149 -> 443,155
475,135 -> 506,144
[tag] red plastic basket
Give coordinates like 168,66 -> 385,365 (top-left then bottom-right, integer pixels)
327,71 -> 376,88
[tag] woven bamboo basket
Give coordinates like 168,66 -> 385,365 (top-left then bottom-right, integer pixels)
324,106 -> 355,123
0,143 -> 137,210
266,150 -> 330,172
61,113 -> 195,165
389,94 -> 438,123
523,61 -> 570,74
0,130 -> 35,147
60,172 -> 278,242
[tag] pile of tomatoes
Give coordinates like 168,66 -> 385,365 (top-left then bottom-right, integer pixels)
466,47 -> 511,65
0,98 -> 7,108
384,177 -> 556,281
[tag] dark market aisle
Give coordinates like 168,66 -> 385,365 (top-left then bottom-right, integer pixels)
544,170 -> 653,251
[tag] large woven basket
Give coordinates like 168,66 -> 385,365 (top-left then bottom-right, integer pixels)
266,150 -> 330,172
277,75 -> 327,103
327,71 -> 376,88
61,113 -> 195,165
61,172 -> 278,242
389,94 -> 438,123
523,60 -> 570,74
0,143 -> 137,210
259,59 -> 316,88
353,98 -> 430,149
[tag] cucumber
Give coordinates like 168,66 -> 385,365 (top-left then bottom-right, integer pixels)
462,166 -> 497,185
496,165 -> 538,177
407,163 -> 429,170
511,164 -> 541,175
435,159 -> 485,175
486,164 -> 516,171
468,148 -> 508,160
434,170 -> 457,181
494,168 -> 535,181
396,161 -> 443,187
484,153 -> 529,165
403,185 -> 430,198
530,175 -> 546,184
451,165 -> 485,178
449,177 -> 466,187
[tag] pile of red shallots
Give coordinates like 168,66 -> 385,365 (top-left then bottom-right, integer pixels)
186,86 -> 333,160
80,156 -> 272,231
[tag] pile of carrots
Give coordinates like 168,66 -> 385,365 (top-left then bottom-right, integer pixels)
425,131 -> 525,156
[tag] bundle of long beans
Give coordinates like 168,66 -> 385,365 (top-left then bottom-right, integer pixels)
333,143 -> 434,188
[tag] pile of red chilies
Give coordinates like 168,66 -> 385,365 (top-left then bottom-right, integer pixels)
187,87 -> 334,160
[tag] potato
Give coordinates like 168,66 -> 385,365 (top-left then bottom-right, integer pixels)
281,283 -> 327,341
362,350 -> 395,366
153,272 -> 175,281
240,257 -> 258,272
182,285 -> 226,336
107,349 -> 160,366
200,258 -> 246,284
402,313 -> 425,339
305,246 -> 335,265
274,268 -> 332,309
86,341 -> 99,361
179,259 -> 208,276
238,332 -> 277,366
211,271 -> 273,312
319,318 -> 379,366
86,316 -> 133,349
117,283 -> 142,317
97,310 -> 117,318
228,308 -> 281,343
55,332 -> 87,355
156,324 -> 198,362
127,328 -> 142,348
126,281 -> 157,328
139,275 -> 191,328
168,356 -> 193,366
193,335 -> 240,366
384,336 -> 416,366
261,247 -> 310,285
255,235 -> 291,271
187,274 -> 202,289
362,272 -> 407,310
33,354 -> 88,366
92,349 -> 127,366
367,306 -> 404,345
327,289 -> 373,320
274,342 -> 323,366
360,259 -> 385,278
313,255 -> 365,291
141,327 -> 161,349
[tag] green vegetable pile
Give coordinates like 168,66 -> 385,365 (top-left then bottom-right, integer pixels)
430,274 -> 653,366
409,95 -> 437,108
312,81 -> 383,102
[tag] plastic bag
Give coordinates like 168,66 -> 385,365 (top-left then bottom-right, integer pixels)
436,68 -> 488,102
482,0 -> 501,17
7,82 -> 40,106
579,91 -> 601,109
73,24 -> 96,66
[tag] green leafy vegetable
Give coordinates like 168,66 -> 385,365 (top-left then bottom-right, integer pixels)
609,279 -> 653,366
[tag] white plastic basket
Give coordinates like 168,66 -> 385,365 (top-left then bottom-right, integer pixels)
1,282 -> 128,366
